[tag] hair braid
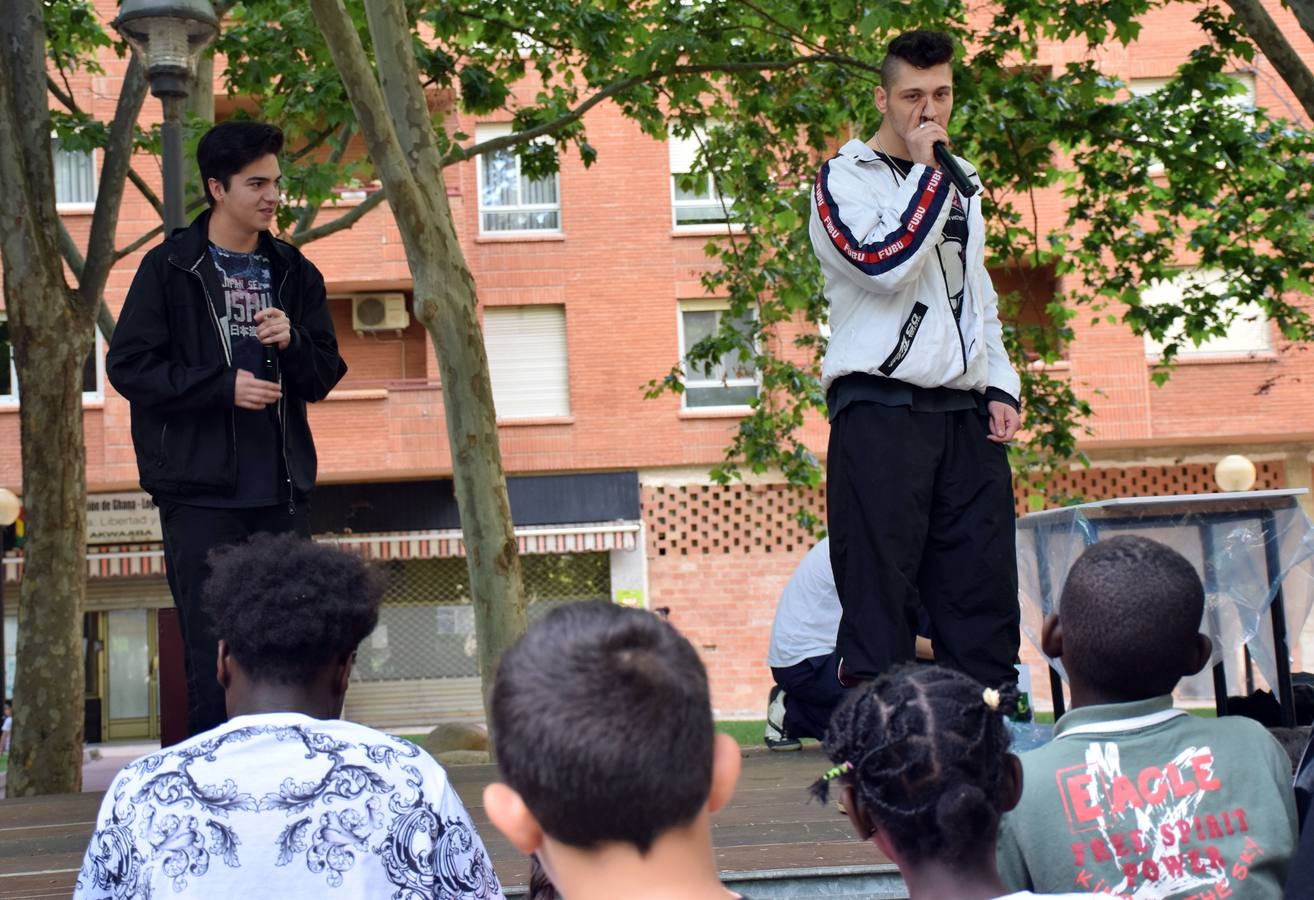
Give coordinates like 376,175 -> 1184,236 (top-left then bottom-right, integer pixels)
820,665 -> 1018,864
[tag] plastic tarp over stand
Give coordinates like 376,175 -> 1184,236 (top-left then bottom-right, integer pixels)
1017,488 -> 1314,725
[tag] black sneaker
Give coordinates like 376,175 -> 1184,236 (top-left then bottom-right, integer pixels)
764,686 -> 801,751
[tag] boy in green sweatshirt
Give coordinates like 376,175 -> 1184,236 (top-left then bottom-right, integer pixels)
997,535 -> 1296,898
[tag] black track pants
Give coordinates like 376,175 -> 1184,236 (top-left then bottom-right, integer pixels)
158,500 -> 310,736
826,402 -> 1020,687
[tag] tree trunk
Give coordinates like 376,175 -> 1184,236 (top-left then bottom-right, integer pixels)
309,0 -> 527,715
1286,0 -> 1314,54
1224,0 -> 1314,121
0,0 -> 95,795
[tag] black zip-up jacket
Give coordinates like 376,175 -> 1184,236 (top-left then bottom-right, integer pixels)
107,211 -> 347,503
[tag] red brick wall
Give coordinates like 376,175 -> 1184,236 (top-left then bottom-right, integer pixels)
645,458 -> 1290,717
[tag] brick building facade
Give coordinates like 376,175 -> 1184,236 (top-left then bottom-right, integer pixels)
3,1 -> 1314,734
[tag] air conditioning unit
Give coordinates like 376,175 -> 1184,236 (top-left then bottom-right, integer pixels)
352,293 -> 410,332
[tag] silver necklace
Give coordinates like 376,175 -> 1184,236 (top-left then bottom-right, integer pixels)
873,133 -> 910,185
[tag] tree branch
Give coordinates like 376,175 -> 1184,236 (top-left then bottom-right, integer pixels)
50,70 -> 166,218
365,0 -> 447,189
128,168 -> 165,217
290,189 -> 388,246
443,54 -> 878,165
79,54 -> 149,318
309,0 -> 425,223
1224,0 -> 1314,121
113,226 -> 163,263
1286,0 -> 1314,51
58,219 -> 85,279
291,123 -> 355,235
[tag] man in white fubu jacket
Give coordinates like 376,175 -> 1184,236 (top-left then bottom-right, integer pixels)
809,29 -> 1022,691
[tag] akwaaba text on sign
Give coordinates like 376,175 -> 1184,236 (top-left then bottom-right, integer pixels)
87,492 -> 161,544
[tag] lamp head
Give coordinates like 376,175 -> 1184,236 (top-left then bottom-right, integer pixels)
0,489 -> 18,528
112,0 -> 218,97
1214,455 -> 1257,493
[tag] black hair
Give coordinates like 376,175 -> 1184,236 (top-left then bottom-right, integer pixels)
1058,535 -> 1205,700
201,533 -> 382,684
527,856 -> 560,900
490,600 -> 715,854
816,664 -> 1018,865
880,30 -> 956,87
196,120 -> 284,206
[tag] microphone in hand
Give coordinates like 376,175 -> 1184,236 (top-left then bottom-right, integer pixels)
933,142 -> 978,198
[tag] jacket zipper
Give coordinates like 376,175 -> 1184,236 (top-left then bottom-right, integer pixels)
171,253 -> 238,481
954,195 -> 973,377
274,265 -> 294,516
933,242 -> 970,379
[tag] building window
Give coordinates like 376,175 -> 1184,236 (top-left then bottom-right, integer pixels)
475,123 -> 561,234
669,125 -> 734,227
1142,268 -> 1270,359
1127,73 -> 1255,174
53,140 -> 96,207
483,304 -> 570,418
678,300 -> 758,409
0,318 -> 103,402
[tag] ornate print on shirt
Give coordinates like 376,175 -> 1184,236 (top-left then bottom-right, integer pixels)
75,723 -> 501,898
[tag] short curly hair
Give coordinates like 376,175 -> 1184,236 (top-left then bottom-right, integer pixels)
202,533 -> 382,684
1058,535 -> 1205,700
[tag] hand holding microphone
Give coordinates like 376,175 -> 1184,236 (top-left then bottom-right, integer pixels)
905,108 -> 978,198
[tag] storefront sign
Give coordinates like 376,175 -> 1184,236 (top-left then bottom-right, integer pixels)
87,492 -> 161,544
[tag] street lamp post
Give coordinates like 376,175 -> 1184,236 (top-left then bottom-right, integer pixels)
0,488 -> 20,701
112,0 -> 219,234
112,0 -> 218,745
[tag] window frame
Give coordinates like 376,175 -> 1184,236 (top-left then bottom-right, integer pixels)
1126,73 -> 1256,176
676,299 -> 760,412
1141,267 -> 1272,360
668,125 -> 735,230
482,303 -> 572,420
474,123 -> 562,236
52,139 -> 98,212
0,316 -> 105,406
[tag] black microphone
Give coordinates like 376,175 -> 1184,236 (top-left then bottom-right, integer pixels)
263,343 -> 279,383
933,142 -> 978,198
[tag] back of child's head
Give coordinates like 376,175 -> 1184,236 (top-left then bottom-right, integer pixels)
489,600 -> 715,853
817,664 -> 1018,865
1059,535 -> 1205,699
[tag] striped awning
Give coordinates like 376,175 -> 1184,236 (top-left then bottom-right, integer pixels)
1,521 -> 643,582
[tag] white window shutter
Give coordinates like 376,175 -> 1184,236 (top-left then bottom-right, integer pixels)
484,306 -> 570,418
668,130 -> 702,175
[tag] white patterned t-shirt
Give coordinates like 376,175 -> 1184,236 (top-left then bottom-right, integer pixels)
74,712 -> 503,899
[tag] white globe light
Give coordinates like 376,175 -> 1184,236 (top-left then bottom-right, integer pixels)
1215,455 -> 1257,493
0,488 -> 18,527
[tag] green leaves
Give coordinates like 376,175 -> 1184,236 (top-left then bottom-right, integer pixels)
52,0 -> 1312,514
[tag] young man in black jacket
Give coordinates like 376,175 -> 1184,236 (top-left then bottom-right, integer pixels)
107,121 -> 347,737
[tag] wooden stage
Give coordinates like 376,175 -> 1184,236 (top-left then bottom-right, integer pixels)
0,744 -> 900,898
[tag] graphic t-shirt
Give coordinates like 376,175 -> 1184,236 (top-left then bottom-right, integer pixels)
939,192 -> 968,321
997,696 -> 1297,899
188,244 -> 282,507
73,713 -> 505,899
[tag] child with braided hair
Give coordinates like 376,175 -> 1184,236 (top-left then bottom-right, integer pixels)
812,663 -> 1098,900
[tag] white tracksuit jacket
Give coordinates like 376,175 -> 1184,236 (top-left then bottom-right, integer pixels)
809,139 -> 1020,401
